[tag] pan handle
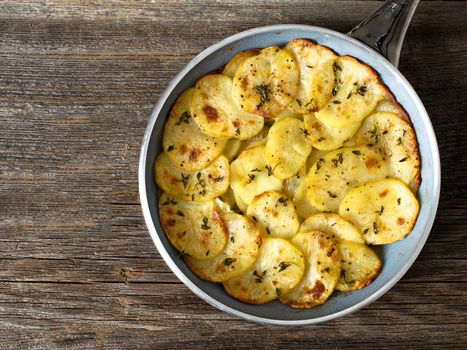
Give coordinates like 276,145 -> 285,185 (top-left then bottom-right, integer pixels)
347,0 -> 419,68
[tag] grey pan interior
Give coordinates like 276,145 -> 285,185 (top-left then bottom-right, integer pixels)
139,24 -> 440,325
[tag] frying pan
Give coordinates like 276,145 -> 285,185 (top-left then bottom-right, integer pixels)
139,0 -> 440,325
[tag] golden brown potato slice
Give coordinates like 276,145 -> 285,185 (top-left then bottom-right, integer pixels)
285,166 -> 320,221
163,88 -> 227,171
223,238 -> 305,304
336,241 -> 381,292
159,193 -> 228,259
246,191 -> 300,239
155,153 -> 229,201
306,146 -> 389,212
185,212 -> 262,282
314,56 -> 388,128
300,213 -> 364,244
223,138 -> 243,161
280,231 -> 340,308
339,178 -> 419,245
265,117 -> 312,179
232,46 -> 299,119
191,74 -> 264,139
303,112 -> 361,151
222,49 -> 259,78
355,112 -> 420,191
284,39 -> 337,113
230,144 -> 283,206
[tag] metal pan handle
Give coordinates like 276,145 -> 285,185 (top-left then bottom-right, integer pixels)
347,0 -> 419,68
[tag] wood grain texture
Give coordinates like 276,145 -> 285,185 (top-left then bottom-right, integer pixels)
1,0 -> 466,349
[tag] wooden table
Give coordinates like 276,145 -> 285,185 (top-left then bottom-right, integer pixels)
1,1 -> 466,348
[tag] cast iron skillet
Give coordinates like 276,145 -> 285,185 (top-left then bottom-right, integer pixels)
139,0 -> 440,325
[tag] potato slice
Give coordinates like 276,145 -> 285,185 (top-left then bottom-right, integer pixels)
374,98 -> 409,122
223,138 -> 242,161
283,164 -> 307,199
355,112 -> 420,191
223,238 -> 305,304
230,144 -> 283,206
303,112 -> 361,151
246,191 -> 300,239
306,146 -> 389,212
336,241 -> 381,292
314,56 -> 388,128
162,88 -> 227,171
232,188 -> 249,213
222,49 -> 259,78
159,193 -> 228,259
339,178 -> 420,245
300,213 -> 364,244
191,74 -> 264,139
185,212 -> 262,282
155,153 -> 229,201
265,117 -> 312,179
280,231 -> 340,308
232,46 -> 299,119
284,39 -> 337,113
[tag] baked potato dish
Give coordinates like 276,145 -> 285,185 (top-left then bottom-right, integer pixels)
154,39 -> 420,308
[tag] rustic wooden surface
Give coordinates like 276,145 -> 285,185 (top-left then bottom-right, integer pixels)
1,0 -> 466,348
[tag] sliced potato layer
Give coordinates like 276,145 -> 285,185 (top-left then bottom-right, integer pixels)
280,231 -> 340,308
356,112 -> 420,191
223,238 -> 305,304
339,178 -> 419,245
232,46 -> 299,119
306,146 -> 389,212
336,241 -> 381,292
223,138 -> 242,161
247,191 -> 300,239
303,112 -> 361,151
300,213 -> 364,244
230,144 -> 283,206
191,74 -> 264,139
155,153 -> 229,201
374,98 -> 409,122
265,117 -> 312,179
163,88 -> 227,171
159,193 -> 228,259
222,50 -> 259,78
185,212 -> 262,282
284,39 -> 337,113
314,56 -> 387,128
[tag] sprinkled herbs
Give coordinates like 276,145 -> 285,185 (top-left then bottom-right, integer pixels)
167,145 -> 175,152
316,158 -> 325,172
399,157 -> 408,162
175,111 -> 191,126
275,288 -> 281,296
357,85 -> 367,96
278,197 -> 288,206
327,191 -> 338,198
397,197 -> 401,205
253,270 -> 266,283
373,221 -> 379,234
255,84 -> 270,105
352,150 -> 361,155
278,261 -> 291,272
375,206 -> 384,215
213,175 -> 224,182
223,257 -> 236,266
265,165 -> 273,176
180,173 -> 189,188
332,100 -> 341,104
176,210 -> 185,217
247,173 -> 256,184
200,217 -> 210,230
